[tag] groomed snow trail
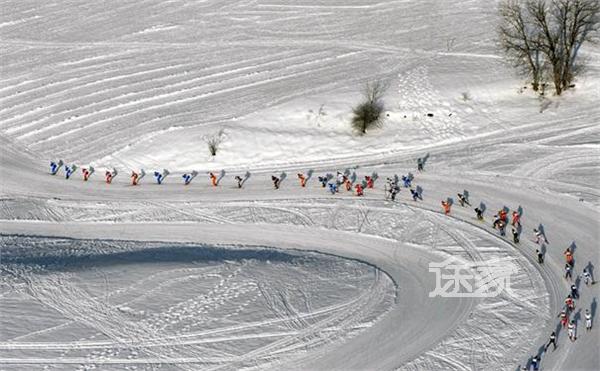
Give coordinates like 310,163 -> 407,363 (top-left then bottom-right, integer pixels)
2,136 -> 597,370
1,0 -> 599,370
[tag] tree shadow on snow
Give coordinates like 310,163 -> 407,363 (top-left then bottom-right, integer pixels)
2,244 -> 305,273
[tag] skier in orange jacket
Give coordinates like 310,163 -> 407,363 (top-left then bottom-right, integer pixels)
297,173 -> 307,187
345,178 -> 352,191
441,200 -> 451,215
209,172 -> 218,186
82,168 -> 91,181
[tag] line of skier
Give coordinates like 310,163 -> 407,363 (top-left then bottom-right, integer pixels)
521,239 -> 595,369
524,254 -> 595,370
433,181 -> 596,370
48,159 -> 429,201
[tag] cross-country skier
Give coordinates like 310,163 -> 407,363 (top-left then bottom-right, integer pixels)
583,268 -> 592,285
344,177 -> 353,191
457,193 -> 470,207
131,171 -> 139,185
565,264 -> 573,280
235,176 -> 243,188
474,207 -> 484,220
499,209 -> 508,222
318,176 -> 328,188
559,310 -> 569,328
441,200 -> 451,215
387,180 -> 400,201
568,320 -> 576,341
154,171 -> 164,184
328,182 -> 338,194
297,173 -> 307,187
402,175 -> 412,188
50,161 -> 58,175
536,249 -> 544,264
511,211 -> 521,227
570,284 -> 579,299
545,331 -> 557,351
512,228 -> 520,244
50,160 -> 63,175
152,169 -> 169,184
365,175 -> 374,189
355,183 -> 364,196
456,189 -> 471,206
498,220 -> 507,236
64,164 -> 76,179
385,177 -> 395,193
564,248 -> 574,267
272,175 -> 281,189
336,172 -> 344,187
565,295 -> 575,312
493,210 -> 508,229
533,229 -> 544,244
417,157 -> 424,172
182,170 -> 197,185
531,355 -> 540,371
585,309 -> 592,330
105,169 -> 117,184
82,167 -> 93,181
209,172 -> 218,187
410,188 -> 420,201
492,215 -> 502,229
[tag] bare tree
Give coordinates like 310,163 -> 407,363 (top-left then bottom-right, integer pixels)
351,80 -> 388,135
553,0 -> 599,90
499,0 -> 599,95
499,0 -> 547,91
528,0 -> 565,93
203,128 -> 225,156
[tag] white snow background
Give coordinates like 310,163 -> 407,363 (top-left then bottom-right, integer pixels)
0,0 -> 598,370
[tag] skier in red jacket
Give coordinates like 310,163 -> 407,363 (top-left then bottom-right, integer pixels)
131,171 -> 139,185
355,183 -> 364,196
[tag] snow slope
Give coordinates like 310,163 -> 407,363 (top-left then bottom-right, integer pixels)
1,0 -> 599,370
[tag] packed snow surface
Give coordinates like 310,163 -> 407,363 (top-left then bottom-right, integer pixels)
0,0 -> 599,370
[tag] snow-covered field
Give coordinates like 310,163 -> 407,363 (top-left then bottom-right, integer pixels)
1,0 -> 599,370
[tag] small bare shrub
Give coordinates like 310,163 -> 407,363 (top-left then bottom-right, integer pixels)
351,81 -> 388,135
204,128 -> 225,156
